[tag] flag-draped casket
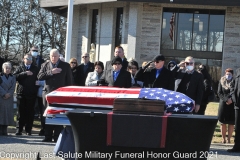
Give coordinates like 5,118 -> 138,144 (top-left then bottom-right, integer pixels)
44,86 -> 195,125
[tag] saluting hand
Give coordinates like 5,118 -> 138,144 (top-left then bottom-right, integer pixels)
52,68 -> 62,74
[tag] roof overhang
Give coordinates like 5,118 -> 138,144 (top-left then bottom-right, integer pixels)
40,0 -> 240,17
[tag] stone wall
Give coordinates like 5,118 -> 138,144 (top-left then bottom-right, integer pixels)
140,3 -> 162,64
222,7 -> 240,74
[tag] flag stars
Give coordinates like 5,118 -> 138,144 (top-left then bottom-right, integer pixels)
174,107 -> 179,112
162,94 -> 167,97
175,95 -> 180,98
174,101 -> 179,104
181,99 -> 186,102
149,93 -> 154,96
168,98 -> 173,101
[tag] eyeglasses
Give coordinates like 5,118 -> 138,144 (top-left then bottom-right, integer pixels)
71,62 -> 77,64
113,63 -> 121,65
82,56 -> 88,58
25,58 -> 32,61
185,62 -> 194,65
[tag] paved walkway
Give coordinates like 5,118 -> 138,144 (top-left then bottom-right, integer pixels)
1,131 -> 240,160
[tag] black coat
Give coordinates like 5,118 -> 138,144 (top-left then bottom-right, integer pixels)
105,59 -> 128,71
76,62 -> 94,86
37,60 -> 73,94
231,68 -> 240,109
175,71 -> 203,105
99,69 -> 131,88
135,66 -> 175,90
71,67 -> 79,85
0,57 -> 4,73
218,76 -> 235,124
201,79 -> 211,105
13,64 -> 39,97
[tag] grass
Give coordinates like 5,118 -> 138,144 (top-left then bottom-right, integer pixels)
205,102 -> 235,143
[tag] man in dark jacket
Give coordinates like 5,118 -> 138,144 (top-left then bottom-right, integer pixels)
134,54 -> 175,90
13,53 -> 39,135
99,56 -> 131,88
174,56 -> 203,113
105,46 -> 128,71
30,46 -> 45,69
38,49 -> 73,142
228,68 -> 240,152
76,53 -> 94,86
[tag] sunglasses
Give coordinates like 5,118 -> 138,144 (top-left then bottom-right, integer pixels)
71,62 -> 77,64
114,63 -> 121,65
82,56 -> 88,58
25,58 -> 32,61
32,50 -> 38,52
185,62 -> 194,65
154,61 -> 160,63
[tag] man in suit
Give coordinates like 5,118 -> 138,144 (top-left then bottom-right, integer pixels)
76,53 -> 94,86
13,53 -> 39,136
134,54 -> 175,90
99,56 -> 131,88
228,68 -> 240,152
105,46 -> 128,71
175,56 -> 203,113
37,49 -> 73,142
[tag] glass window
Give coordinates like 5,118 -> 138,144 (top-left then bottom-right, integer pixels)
91,9 -> 98,46
208,15 -> 225,52
176,13 -> 193,50
115,8 -> 123,47
161,12 -> 173,49
161,8 -> 225,52
192,14 -> 209,51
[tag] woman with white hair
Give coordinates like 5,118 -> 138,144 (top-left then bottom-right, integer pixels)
0,62 -> 16,135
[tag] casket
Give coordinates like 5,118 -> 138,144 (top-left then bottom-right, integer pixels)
44,86 -> 195,125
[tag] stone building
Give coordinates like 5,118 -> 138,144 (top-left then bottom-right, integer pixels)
40,0 -> 240,89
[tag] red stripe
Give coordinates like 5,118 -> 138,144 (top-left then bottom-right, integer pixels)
160,114 -> 170,148
47,96 -> 115,105
47,109 -> 68,114
53,86 -> 141,94
107,112 -> 113,145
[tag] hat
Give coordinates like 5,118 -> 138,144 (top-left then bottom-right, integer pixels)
82,53 -> 89,57
111,56 -> 122,66
152,54 -> 165,62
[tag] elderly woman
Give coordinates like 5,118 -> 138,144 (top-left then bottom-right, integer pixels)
127,60 -> 143,87
218,68 -> 235,143
0,62 -> 16,136
85,61 -> 104,86
69,58 -> 79,85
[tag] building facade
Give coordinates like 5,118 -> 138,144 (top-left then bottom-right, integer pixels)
40,0 -> 240,89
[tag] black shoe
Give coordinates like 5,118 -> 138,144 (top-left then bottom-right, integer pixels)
38,129 -> 45,136
227,148 -> 240,152
15,132 -> 22,135
42,138 -> 52,142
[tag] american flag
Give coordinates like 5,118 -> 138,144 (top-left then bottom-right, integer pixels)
44,86 -> 195,115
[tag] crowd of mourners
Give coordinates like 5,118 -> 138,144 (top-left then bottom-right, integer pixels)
0,45 -> 239,153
